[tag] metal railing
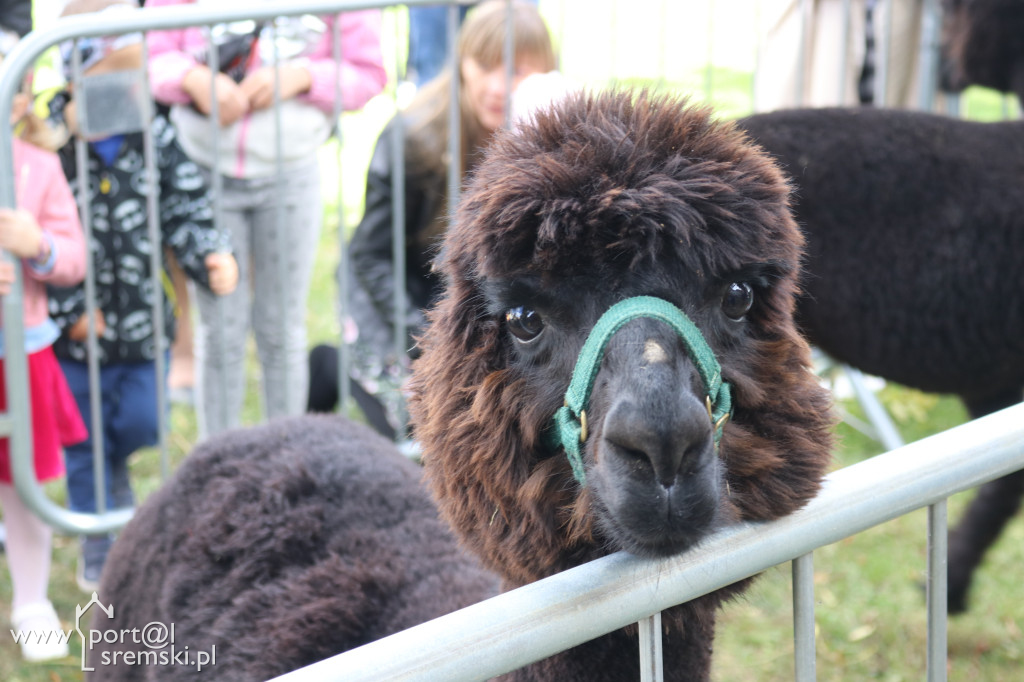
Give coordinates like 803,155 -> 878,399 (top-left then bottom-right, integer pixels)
2,0 -> 1002,535
0,0 -> 412,534
270,402 -> 1024,681
1,2 -> 1021,678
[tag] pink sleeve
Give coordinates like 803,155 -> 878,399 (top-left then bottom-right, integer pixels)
146,0 -> 203,105
33,155 -> 85,286
300,10 -> 388,113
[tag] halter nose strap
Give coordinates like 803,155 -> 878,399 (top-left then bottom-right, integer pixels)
551,296 -> 733,485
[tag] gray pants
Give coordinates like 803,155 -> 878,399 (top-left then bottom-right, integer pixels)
195,160 -> 322,438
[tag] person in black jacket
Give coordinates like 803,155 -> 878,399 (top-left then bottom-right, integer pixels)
308,0 -> 557,438
46,16 -> 238,591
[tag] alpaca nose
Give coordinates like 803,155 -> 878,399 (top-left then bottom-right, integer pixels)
601,386 -> 714,489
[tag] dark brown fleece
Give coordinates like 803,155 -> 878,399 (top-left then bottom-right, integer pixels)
410,90 -> 834,680
738,104 -> 1024,614
89,416 -> 499,681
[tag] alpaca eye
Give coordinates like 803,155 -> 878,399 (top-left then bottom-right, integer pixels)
721,282 -> 754,321
506,306 -> 544,342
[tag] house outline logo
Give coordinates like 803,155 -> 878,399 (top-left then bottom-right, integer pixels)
75,592 -> 113,673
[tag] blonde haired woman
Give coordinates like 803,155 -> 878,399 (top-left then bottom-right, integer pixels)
309,0 -> 559,437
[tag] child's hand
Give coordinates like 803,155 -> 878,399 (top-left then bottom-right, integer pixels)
183,66 -> 250,126
205,252 -> 238,296
0,261 -> 14,296
239,65 -> 312,110
0,208 -> 45,260
68,310 -> 106,341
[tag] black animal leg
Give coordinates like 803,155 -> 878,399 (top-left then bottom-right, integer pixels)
946,390 -> 1024,614
947,468 -> 1024,613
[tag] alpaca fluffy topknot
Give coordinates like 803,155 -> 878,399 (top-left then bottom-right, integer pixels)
447,90 -> 800,284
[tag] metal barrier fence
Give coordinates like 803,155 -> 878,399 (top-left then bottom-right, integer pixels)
268,402 -> 1024,681
4,0 -> 1016,536
0,0 -> 409,534
0,0 -> 1021,678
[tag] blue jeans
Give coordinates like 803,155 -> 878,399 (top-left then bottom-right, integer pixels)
60,355 -> 167,515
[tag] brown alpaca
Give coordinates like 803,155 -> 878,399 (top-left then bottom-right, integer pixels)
409,89 -> 835,680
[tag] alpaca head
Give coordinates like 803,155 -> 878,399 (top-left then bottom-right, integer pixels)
409,90 -> 834,585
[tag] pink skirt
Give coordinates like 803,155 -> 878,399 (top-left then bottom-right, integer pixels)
0,346 -> 88,483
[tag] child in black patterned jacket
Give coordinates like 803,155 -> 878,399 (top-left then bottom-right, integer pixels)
46,0 -> 238,591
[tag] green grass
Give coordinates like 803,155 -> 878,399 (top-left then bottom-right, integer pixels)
714,387 -> 1024,681
4,1 -> 1023,679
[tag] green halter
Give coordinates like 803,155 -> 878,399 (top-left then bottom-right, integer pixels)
551,296 -> 732,485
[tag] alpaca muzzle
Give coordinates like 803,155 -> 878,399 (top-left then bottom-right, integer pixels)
551,296 -> 732,485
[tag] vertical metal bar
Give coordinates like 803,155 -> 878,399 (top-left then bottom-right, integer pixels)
753,0 -> 763,110
71,42 -> 108,517
638,612 -> 664,682
206,24 -> 229,437
446,2 -> 460,212
838,0 -> 852,104
658,0 -> 668,90
0,287 -> 34,504
502,0 -> 514,127
795,0 -> 811,106
140,36 -> 169,480
917,0 -> 941,112
556,0 -> 567,80
793,552 -> 817,682
608,0 -> 617,87
875,0 -> 892,107
333,14 -> 351,412
271,19 -> 289,420
1,51 -> 34,530
704,0 -> 714,102
390,94 -> 408,438
927,500 -> 948,682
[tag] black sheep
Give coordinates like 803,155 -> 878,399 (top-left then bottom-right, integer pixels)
87,415 -> 499,680
738,105 -> 1024,613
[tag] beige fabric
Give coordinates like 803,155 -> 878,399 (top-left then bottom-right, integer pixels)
754,0 -> 927,111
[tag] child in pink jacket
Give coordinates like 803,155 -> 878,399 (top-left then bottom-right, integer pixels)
147,3 -> 387,437
0,63 -> 88,662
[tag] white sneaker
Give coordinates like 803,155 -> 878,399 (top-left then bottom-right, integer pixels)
10,601 -> 70,662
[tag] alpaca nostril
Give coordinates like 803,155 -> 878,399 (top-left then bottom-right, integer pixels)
617,444 -> 654,478
605,433 -> 695,489
678,442 -> 706,478
620,445 -> 647,463
602,396 -> 714,488
662,441 -> 709,488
